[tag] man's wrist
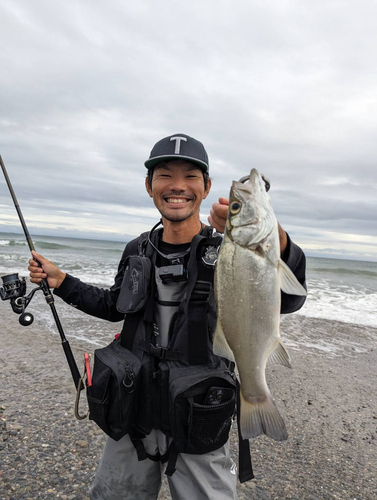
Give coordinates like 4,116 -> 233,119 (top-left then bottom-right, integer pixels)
278,224 -> 288,257
56,272 -> 67,289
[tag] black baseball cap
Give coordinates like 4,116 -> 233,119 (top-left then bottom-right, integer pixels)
144,133 -> 209,173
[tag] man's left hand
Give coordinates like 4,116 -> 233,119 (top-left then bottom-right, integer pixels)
208,197 -> 229,233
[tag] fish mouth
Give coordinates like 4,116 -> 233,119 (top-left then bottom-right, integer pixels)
238,171 -> 270,192
234,219 -> 259,227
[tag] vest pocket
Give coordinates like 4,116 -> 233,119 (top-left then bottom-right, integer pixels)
87,338 -> 142,441
187,391 -> 236,453
169,365 -> 236,454
116,255 -> 152,313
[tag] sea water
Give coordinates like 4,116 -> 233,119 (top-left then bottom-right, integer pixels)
1,231 -> 376,348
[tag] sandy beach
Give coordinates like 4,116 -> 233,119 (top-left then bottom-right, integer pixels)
1,303 -> 376,500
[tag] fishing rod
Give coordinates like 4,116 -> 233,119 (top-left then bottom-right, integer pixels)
0,155 -> 82,390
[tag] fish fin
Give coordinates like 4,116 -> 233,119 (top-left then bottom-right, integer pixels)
240,391 -> 288,441
213,320 -> 235,363
266,340 -> 292,368
278,259 -> 307,296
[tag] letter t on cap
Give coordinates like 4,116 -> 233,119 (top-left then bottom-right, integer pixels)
170,136 -> 187,154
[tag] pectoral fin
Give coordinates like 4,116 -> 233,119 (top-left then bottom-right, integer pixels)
267,340 -> 292,368
278,259 -> 307,296
213,319 -> 235,363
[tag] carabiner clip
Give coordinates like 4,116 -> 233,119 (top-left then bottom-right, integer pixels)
74,356 -> 89,421
74,375 -> 89,420
122,367 -> 135,393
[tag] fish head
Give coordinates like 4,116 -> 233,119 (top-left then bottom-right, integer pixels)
226,168 -> 277,248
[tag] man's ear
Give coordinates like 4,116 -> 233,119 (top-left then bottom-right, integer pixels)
203,177 -> 211,200
145,177 -> 153,197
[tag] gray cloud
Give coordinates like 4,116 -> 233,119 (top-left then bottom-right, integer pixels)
1,0 -> 377,260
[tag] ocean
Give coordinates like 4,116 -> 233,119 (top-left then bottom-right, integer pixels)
1,231 -> 376,348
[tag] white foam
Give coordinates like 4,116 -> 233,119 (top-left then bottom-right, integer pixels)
296,278 -> 377,328
27,293 -> 119,349
73,272 -> 115,288
0,240 -> 10,246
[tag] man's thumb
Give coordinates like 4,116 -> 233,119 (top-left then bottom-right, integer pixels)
218,197 -> 229,206
31,250 -> 45,263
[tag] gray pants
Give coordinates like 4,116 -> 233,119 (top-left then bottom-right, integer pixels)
90,429 -> 238,500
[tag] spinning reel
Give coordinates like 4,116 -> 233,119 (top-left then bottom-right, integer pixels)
0,272 -> 42,326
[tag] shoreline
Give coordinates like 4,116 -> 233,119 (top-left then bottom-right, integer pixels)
1,306 -> 376,499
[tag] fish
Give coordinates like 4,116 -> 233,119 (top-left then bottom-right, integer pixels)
213,168 -> 306,441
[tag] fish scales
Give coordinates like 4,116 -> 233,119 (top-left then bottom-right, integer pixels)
214,168 -> 306,441
216,241 -> 281,386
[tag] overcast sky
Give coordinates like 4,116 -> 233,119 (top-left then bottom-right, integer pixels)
1,0 -> 376,261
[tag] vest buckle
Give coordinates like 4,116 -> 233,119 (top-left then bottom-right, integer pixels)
149,343 -> 168,359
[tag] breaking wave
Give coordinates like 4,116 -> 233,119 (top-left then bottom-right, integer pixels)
297,278 -> 377,328
34,241 -> 72,250
0,239 -> 27,246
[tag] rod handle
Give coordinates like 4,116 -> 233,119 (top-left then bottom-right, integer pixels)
62,340 -> 84,390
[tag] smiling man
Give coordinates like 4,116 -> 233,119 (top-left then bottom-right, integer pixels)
146,160 -> 210,236
28,133 -> 307,500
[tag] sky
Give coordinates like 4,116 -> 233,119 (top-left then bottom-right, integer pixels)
0,0 -> 376,261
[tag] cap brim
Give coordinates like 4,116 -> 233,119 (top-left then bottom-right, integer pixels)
144,155 -> 208,173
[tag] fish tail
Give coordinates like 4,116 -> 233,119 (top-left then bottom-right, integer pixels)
240,391 -> 288,441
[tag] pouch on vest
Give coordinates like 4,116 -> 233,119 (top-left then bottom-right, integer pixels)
169,365 -> 236,454
117,255 -> 152,313
87,338 -> 142,441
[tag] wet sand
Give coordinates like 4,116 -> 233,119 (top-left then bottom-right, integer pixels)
1,304 -> 376,499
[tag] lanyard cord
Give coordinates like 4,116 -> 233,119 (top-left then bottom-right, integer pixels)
147,219 -> 203,262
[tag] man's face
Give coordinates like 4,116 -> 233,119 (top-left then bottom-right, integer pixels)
145,160 -> 211,223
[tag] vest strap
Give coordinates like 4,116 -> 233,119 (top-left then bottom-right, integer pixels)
236,380 -> 254,483
130,430 -> 148,461
138,341 -> 182,360
130,432 -> 173,468
186,231 -> 222,365
187,297 -> 210,365
120,312 -> 141,351
164,443 -> 179,477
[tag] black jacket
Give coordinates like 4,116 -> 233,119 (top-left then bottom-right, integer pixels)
55,226 -> 306,446
54,229 -> 306,319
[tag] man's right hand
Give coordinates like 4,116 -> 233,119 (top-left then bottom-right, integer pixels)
28,250 -> 66,289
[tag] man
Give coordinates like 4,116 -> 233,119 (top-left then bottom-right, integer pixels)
29,133 -> 306,500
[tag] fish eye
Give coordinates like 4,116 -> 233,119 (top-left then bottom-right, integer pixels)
230,201 -> 241,214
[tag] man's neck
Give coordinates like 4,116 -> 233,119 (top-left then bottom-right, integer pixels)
161,217 -> 203,244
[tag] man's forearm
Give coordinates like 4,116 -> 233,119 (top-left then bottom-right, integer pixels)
54,274 -> 124,322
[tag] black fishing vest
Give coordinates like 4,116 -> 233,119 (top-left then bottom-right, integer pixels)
117,226 -> 227,433
90,225 -> 253,482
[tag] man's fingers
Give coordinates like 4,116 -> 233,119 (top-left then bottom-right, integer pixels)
218,197 -> 229,206
31,250 -> 46,263
28,258 -> 43,271
29,270 -> 47,279
209,211 -> 223,228
29,251 -> 47,277
211,203 -> 229,220
29,271 -> 45,283
30,276 -> 43,283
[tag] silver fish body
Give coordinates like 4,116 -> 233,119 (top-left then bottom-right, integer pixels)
214,168 -> 306,441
